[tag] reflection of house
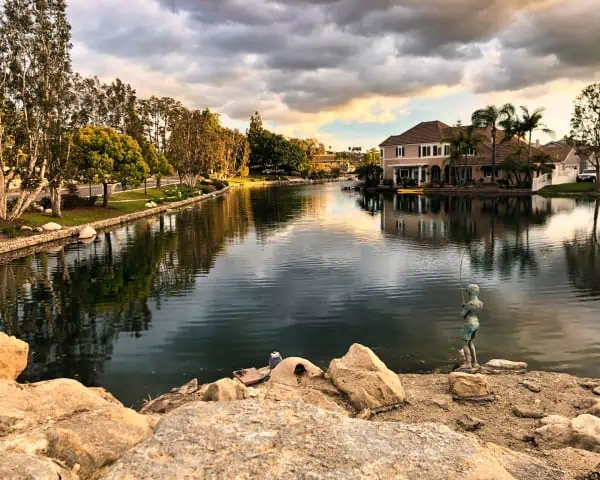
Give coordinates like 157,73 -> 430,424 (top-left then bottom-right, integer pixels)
541,140 -> 581,184
378,121 -> 545,186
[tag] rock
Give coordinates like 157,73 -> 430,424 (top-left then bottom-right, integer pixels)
170,378 -> 199,395
262,382 -> 347,415
0,333 -> 28,381
594,386 -> 600,396
356,408 -> 373,420
88,387 -> 123,406
20,226 -> 33,232
44,208 -> 53,214
520,379 -> 541,393
580,380 -> 600,391
79,225 -> 97,239
40,222 -> 62,231
535,414 -> 600,452
512,404 -> 545,419
587,399 -> 600,418
483,359 -> 528,374
202,378 -> 249,402
0,378 -> 108,435
100,400 -> 563,480
328,343 -> 405,410
269,356 -> 323,387
34,227 -> 44,233
448,372 -> 490,399
457,414 -> 484,431
0,452 -> 76,480
44,406 -> 152,478
144,201 -> 158,208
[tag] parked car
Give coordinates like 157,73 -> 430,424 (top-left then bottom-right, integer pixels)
577,169 -> 597,182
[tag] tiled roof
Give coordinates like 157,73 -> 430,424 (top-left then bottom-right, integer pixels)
542,144 -> 573,163
380,120 -> 547,166
379,121 -> 451,146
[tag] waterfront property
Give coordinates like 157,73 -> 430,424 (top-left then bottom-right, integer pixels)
541,139 -> 582,185
378,121 -> 547,187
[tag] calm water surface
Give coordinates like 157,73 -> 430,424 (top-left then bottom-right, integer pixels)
1,184 -> 599,407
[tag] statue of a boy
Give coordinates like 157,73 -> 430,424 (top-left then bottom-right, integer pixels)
459,284 -> 483,371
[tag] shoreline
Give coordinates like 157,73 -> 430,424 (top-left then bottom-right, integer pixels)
2,335 -> 600,479
0,178 -> 341,258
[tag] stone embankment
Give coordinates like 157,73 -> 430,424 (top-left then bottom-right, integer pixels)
0,187 -> 230,256
2,333 -> 600,479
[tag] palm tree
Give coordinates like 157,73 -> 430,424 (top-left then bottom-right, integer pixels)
519,106 -> 555,162
471,104 -> 515,183
449,126 -> 483,186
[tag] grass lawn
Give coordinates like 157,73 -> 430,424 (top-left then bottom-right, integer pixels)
108,188 -> 168,202
538,182 -> 598,195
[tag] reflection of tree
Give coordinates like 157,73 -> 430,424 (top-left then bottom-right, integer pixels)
564,199 -> 600,295
356,193 -> 383,216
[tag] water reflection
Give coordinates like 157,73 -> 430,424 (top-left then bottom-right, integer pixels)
0,187 -> 599,406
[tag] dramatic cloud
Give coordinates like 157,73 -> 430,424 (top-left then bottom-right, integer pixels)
68,0 -> 600,143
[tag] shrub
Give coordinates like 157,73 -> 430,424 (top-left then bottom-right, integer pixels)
40,197 -> 52,209
66,183 -> 79,195
200,184 -> 216,194
62,194 -> 98,209
239,166 -> 249,178
497,179 -> 510,188
213,181 -> 228,190
2,226 -> 19,238
383,179 -> 394,187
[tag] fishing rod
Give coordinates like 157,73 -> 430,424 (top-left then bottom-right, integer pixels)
459,248 -> 467,305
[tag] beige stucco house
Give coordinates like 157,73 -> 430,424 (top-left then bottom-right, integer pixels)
379,120 -> 546,186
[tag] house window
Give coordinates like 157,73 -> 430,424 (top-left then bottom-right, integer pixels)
467,147 -> 477,156
444,144 -> 450,156
432,145 -> 439,156
380,149 -> 384,159
396,146 -> 404,158
420,145 -> 432,157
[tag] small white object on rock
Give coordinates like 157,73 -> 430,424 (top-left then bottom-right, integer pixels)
79,225 -> 97,239
448,372 -> 490,399
34,227 -> 44,233
41,222 -> 62,232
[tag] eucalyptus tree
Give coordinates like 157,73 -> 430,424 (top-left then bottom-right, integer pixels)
570,83 -> 600,192
471,104 -> 515,183
0,0 -> 72,220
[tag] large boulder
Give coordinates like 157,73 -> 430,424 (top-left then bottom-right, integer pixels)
0,333 -> 28,381
262,382 -> 347,415
448,372 -> 490,399
535,414 -> 600,452
100,400 -> 563,480
269,356 -> 323,387
328,344 -> 405,410
202,378 -> 249,402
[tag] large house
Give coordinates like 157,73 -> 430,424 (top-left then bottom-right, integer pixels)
378,120 -> 545,186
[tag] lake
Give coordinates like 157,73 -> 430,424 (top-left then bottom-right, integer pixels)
1,184 -> 599,407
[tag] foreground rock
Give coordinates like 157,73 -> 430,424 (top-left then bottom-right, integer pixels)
535,414 -> 600,452
0,333 -> 28,381
101,400 -> 562,480
328,343 -> 405,410
0,378 -> 153,479
482,359 -> 528,375
41,222 -> 62,231
78,225 -> 97,239
203,378 -> 249,402
448,372 -> 490,399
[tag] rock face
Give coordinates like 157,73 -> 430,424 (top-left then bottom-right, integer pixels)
101,400 -> 563,480
328,343 -> 405,410
448,372 -> 490,399
202,378 -> 249,402
0,333 -> 28,381
79,225 -> 97,239
41,222 -> 62,231
269,356 -> 323,387
535,414 -> 600,452
0,452 -> 77,480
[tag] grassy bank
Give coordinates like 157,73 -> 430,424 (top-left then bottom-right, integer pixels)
0,183 -> 225,238
538,182 -> 599,196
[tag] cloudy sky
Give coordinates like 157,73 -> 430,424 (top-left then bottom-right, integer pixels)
69,0 -> 600,150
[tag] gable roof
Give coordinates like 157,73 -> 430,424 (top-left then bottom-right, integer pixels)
379,121 -> 451,147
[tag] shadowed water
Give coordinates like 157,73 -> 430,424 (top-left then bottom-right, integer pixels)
1,184 -> 599,407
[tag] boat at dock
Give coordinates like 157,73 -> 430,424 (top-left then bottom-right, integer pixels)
397,188 -> 424,195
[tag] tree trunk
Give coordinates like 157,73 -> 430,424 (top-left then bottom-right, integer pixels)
156,176 -> 162,189
89,183 -> 92,199
50,186 -> 62,218
103,182 -> 109,208
144,179 -> 147,195
593,198 -> 599,241
491,129 -> 497,183
596,164 -> 600,192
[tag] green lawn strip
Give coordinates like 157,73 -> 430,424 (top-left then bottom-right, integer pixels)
109,188 -> 167,201
538,183 -> 597,195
